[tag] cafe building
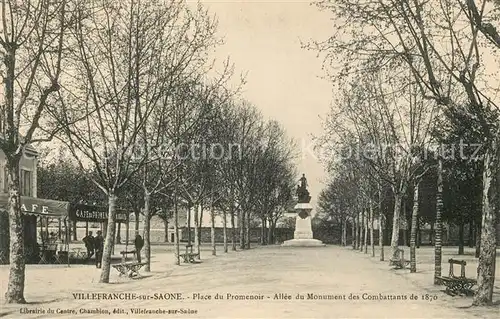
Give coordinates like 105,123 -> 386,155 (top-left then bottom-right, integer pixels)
0,146 -> 129,264
0,145 -> 71,263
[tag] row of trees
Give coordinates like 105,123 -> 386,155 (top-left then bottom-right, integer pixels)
1,0 -> 296,304
313,0 -> 499,306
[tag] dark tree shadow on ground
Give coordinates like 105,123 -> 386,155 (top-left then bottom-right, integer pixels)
0,311 -> 14,317
25,298 -> 65,304
107,274 -> 154,284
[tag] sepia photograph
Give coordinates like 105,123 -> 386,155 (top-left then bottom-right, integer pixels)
0,0 -> 499,318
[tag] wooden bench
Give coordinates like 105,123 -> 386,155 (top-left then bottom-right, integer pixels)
54,251 -> 69,264
436,259 -> 477,296
389,248 -> 410,269
120,250 -> 136,262
112,262 -> 146,277
180,245 -> 199,264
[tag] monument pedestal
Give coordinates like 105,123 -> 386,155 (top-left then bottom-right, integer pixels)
282,203 -> 325,247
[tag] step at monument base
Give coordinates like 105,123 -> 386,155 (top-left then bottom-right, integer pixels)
281,239 -> 326,247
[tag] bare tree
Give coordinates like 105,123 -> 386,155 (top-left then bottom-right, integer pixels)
253,121 -> 296,245
313,0 -> 499,305
131,1 -> 221,272
55,0 -> 180,283
0,0 -> 79,303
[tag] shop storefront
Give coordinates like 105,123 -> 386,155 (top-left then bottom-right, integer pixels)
0,199 -> 130,264
0,194 -> 70,264
69,203 -> 131,254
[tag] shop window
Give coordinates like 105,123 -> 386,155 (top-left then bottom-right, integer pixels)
20,169 -> 32,197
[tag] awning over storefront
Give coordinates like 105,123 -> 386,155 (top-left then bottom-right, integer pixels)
0,194 -> 70,217
69,203 -> 128,223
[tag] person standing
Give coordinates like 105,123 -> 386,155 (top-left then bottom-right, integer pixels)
82,231 -> 95,261
134,234 -> 144,263
94,231 -> 104,268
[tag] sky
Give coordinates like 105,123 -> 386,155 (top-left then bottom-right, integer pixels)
196,0 -> 335,202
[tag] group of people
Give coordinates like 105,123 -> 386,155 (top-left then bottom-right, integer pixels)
82,231 -> 104,268
82,231 -> 144,268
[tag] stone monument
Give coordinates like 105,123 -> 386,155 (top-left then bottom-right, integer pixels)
282,174 -> 325,247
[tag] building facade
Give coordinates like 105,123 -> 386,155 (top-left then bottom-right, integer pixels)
0,145 -> 39,263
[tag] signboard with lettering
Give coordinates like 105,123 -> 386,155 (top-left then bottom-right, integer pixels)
0,194 -> 70,217
69,203 -> 128,222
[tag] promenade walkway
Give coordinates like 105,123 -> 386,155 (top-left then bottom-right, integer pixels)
0,245 -> 498,318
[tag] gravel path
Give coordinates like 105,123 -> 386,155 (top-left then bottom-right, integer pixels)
0,245 -> 498,318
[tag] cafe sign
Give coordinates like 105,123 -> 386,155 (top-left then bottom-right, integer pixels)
0,194 -> 70,217
70,203 -> 128,222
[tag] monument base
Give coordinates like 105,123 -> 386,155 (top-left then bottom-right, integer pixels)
281,201 -> 325,247
281,238 -> 326,247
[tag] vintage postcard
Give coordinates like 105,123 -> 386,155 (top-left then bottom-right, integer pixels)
0,0 -> 499,318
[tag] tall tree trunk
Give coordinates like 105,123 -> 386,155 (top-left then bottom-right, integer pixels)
267,221 -> 274,245
359,211 -> 364,252
239,210 -> 245,249
173,182 -> 180,265
370,203 -> 374,257
364,209 -> 368,254
85,221 -> 89,237
211,208 -> 216,256
430,222 -> 434,246
403,203 -> 408,247
379,214 -> 384,261
99,194 -> 117,283
416,216 -> 421,248
475,223 -> 481,258
342,216 -> 347,246
410,181 -> 419,273
352,215 -> 357,249
434,158 -> 443,285
458,221 -> 464,255
245,210 -> 251,249
102,221 -> 108,241
134,211 -> 140,235
125,215 -> 130,248
143,193 -> 151,272
390,192 -> 403,260
378,186 -> 384,261
260,218 -> 266,245
445,223 -> 450,246
198,205 -> 203,253
164,219 -> 169,243
230,206 -> 236,251
5,156 -> 26,303
116,222 -> 121,244
223,210 -> 228,253
340,217 -> 344,246
194,205 -> 200,260
357,213 -> 361,251
468,220 -> 474,248
187,206 -> 192,244
472,144 -> 499,306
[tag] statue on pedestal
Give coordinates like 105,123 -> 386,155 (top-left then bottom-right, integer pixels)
282,173 -> 325,246
296,174 -> 311,204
